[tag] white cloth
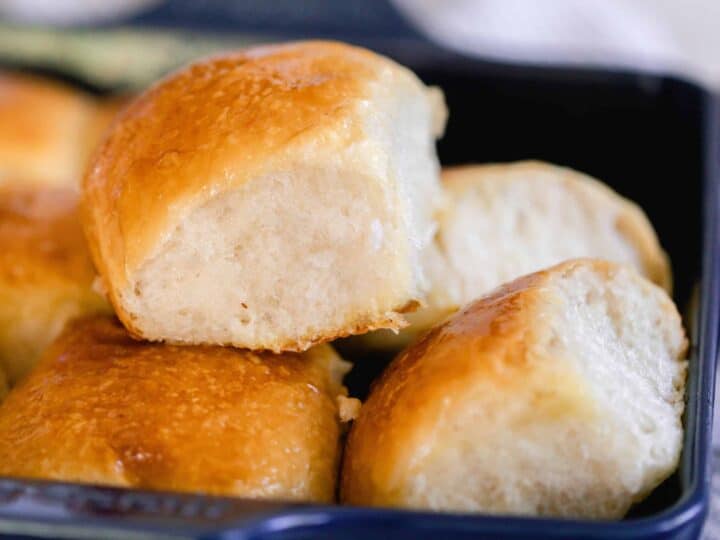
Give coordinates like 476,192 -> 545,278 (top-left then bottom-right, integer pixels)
0,0 -> 160,25
392,0 -> 720,90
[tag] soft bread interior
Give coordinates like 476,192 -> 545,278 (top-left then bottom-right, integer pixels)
118,77 -> 443,351
128,167 -> 416,351
359,163 -> 669,349
401,264 -> 686,518
83,43 -> 447,351
434,169 -> 655,307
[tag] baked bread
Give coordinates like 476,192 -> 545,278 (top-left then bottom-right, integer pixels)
0,72 -> 97,187
0,315 -> 355,501
341,259 -> 687,519
83,40 -> 446,352
0,184 -> 110,384
359,161 -> 671,349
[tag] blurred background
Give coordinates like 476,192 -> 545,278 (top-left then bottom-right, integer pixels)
0,0 -> 718,91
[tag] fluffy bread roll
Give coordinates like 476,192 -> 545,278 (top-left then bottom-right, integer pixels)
0,184 -> 110,384
0,315 -> 353,501
83,40 -> 446,353
0,72 -> 97,187
341,259 -> 687,519
359,161 -> 671,349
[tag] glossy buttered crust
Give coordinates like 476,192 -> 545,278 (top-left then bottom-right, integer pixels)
341,264 -> 557,506
0,72 -> 96,187
340,259 -> 687,516
0,184 -> 110,383
0,316 -> 349,501
82,40 -> 435,339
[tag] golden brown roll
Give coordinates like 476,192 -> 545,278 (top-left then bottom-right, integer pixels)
0,72 -> 97,187
358,161 -> 671,350
341,259 -> 687,519
0,184 -> 110,383
0,315 -> 355,501
82,40 -> 446,353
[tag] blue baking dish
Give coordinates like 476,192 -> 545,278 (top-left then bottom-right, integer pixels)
0,41 -> 717,539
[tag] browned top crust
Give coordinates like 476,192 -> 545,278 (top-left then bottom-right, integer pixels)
0,315 -> 347,501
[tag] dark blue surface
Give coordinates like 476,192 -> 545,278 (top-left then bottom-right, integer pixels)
104,0 -> 423,41
0,42 -> 716,540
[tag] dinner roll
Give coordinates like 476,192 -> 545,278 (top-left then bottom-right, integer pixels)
0,315 -> 354,501
83,40 -> 446,352
359,161 -> 671,349
341,259 -> 687,519
0,184 -> 110,384
0,72 -> 96,187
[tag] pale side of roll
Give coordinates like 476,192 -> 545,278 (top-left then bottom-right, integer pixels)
0,72 -> 96,187
0,315 -> 356,501
341,259 -> 687,519
82,40 -> 447,353
0,73 -> 129,189
358,161 -> 671,349
0,184 -> 111,384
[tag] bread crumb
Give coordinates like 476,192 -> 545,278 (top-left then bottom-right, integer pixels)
337,395 -> 361,422
92,275 -> 108,299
